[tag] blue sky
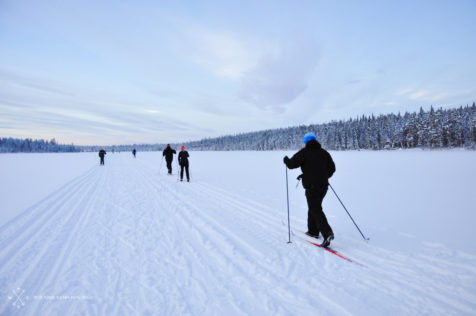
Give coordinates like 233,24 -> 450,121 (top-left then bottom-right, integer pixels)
1,0 -> 475,145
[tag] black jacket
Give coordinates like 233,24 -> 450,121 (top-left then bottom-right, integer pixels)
163,147 -> 176,160
98,149 -> 106,158
285,140 -> 335,189
178,151 -> 189,165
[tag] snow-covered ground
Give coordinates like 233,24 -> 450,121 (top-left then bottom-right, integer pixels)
1,150 -> 475,315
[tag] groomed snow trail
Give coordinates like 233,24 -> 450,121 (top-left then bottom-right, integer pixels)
1,154 -> 476,315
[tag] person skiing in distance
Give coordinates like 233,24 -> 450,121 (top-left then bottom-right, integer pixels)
283,132 -> 336,248
132,148 -> 137,158
98,148 -> 107,165
178,145 -> 190,182
162,144 -> 177,175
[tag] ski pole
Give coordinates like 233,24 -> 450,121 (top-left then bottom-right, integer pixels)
285,166 -> 292,244
159,156 -> 164,174
329,184 -> 369,241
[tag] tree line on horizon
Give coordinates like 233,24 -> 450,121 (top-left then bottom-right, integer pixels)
1,103 -> 475,153
175,103 -> 476,151
0,138 -> 79,153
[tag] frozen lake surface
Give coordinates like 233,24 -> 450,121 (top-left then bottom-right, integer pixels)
1,150 -> 475,315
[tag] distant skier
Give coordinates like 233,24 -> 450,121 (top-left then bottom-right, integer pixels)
283,132 -> 336,248
98,148 -> 107,165
162,144 -> 177,175
132,148 -> 137,158
178,146 -> 190,182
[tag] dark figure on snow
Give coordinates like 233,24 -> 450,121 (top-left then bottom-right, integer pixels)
284,132 -> 336,248
98,148 -> 107,165
162,144 -> 176,175
132,148 -> 137,158
178,146 -> 190,182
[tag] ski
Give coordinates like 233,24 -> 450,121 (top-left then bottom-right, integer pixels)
282,221 -> 365,266
295,232 -> 364,266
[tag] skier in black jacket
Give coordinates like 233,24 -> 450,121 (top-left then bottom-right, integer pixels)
98,148 -> 106,165
178,146 -> 190,182
162,144 -> 176,174
284,132 -> 336,248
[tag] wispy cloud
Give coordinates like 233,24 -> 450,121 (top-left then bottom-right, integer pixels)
185,26 -> 261,80
396,87 -> 474,103
238,38 -> 320,112
0,68 -> 75,97
0,101 -> 204,145
409,90 -> 428,100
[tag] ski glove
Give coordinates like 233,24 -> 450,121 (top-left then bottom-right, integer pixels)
283,156 -> 290,165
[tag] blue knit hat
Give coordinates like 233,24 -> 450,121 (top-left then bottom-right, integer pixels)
303,132 -> 317,144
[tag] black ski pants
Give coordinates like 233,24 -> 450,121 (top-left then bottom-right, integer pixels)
305,185 -> 333,239
166,158 -> 173,174
100,157 -> 105,165
180,162 -> 189,181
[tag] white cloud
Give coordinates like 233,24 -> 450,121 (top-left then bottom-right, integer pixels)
409,90 -> 428,100
396,87 -> 474,103
186,27 -> 262,79
238,38 -> 320,111
395,88 -> 414,96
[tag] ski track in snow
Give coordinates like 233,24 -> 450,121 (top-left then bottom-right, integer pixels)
1,155 -> 476,315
